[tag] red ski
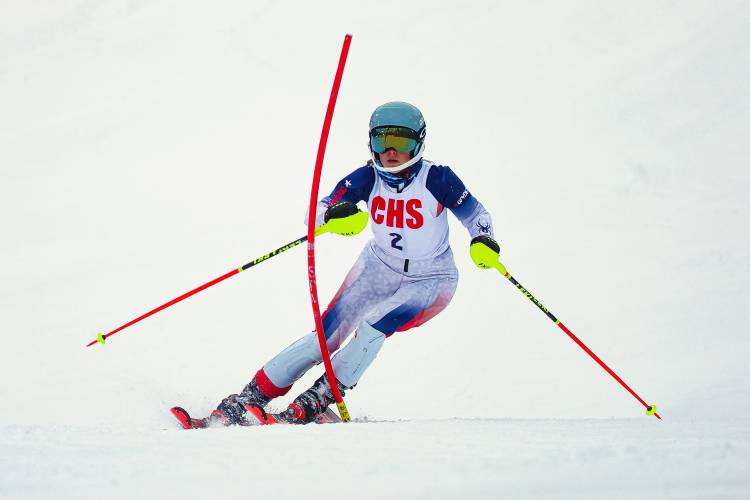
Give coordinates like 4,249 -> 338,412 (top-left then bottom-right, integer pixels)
170,406 -> 210,429
170,405 -> 341,429
244,405 -> 341,425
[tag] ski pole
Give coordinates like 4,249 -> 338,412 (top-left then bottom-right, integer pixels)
86,225 -> 333,348
472,247 -> 661,419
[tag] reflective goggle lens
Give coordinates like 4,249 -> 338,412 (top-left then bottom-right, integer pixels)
370,127 -> 418,154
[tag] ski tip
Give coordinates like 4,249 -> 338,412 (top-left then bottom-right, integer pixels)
170,407 -> 193,429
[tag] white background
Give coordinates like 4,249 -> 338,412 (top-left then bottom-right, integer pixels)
1,1 -> 748,498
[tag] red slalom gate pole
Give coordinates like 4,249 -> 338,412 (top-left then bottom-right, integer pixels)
488,258 -> 661,419
307,34 -> 353,422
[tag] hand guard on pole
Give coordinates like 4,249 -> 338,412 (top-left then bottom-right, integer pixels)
322,201 -> 369,237
470,235 -> 501,269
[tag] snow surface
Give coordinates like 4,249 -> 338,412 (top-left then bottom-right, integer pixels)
2,419 -> 748,500
1,1 -> 749,498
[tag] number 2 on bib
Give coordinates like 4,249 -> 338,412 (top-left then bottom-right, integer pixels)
389,233 -> 403,251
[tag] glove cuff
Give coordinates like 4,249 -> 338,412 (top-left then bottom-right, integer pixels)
324,202 -> 359,223
470,235 -> 500,253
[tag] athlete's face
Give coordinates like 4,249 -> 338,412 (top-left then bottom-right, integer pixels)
379,148 -> 412,169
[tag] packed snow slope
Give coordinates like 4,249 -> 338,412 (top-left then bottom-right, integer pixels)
2,419 -> 748,500
1,1 -> 749,499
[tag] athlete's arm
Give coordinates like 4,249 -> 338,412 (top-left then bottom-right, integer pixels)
305,165 -> 376,227
425,165 -> 494,238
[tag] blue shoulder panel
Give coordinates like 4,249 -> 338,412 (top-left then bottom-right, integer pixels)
425,164 -> 479,222
322,165 -> 376,206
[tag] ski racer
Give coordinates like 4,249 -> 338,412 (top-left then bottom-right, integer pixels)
211,101 -> 500,425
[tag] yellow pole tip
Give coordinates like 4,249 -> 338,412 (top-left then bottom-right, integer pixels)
97,333 -> 106,345
646,404 -> 657,416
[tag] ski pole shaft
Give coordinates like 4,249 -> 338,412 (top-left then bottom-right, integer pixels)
491,259 -> 661,419
307,34 -> 353,422
86,228 -> 329,348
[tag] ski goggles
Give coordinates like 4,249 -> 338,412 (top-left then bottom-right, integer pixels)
369,126 -> 419,154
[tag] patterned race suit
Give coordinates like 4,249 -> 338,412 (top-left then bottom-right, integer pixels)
254,159 -> 494,398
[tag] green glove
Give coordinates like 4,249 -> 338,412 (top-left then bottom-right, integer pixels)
470,235 -> 500,269
322,202 -> 368,236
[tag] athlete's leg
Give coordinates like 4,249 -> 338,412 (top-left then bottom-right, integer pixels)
364,246 -> 459,336
211,245 -> 389,425
231,242 -> 401,412
319,272 -> 457,395
331,248 -> 459,388
279,250 -> 459,423
330,321 -> 386,388
366,274 -> 458,336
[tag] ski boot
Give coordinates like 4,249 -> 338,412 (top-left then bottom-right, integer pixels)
276,374 -> 347,424
210,376 -> 272,426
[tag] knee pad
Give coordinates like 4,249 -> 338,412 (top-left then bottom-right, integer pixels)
331,321 -> 386,388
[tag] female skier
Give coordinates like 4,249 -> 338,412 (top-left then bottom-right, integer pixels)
193,101 -> 499,426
